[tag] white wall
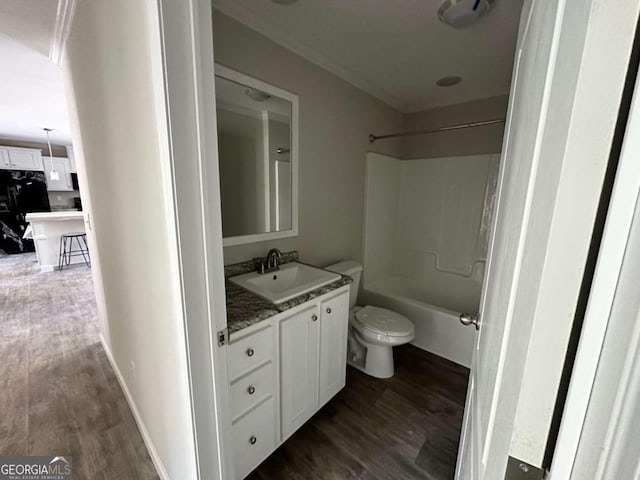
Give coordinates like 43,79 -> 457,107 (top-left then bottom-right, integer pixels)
212,10 -> 404,266
63,1 -> 197,478
403,95 -> 508,160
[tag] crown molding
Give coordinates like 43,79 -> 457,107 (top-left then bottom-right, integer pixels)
212,1 -> 407,112
49,0 -> 76,67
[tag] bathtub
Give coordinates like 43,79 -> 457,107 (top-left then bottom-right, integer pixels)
361,275 -> 476,368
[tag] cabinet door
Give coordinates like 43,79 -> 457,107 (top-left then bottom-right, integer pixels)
43,157 -> 73,191
66,146 -> 77,173
8,148 -> 42,170
279,304 -> 319,441
0,148 -> 10,168
319,291 -> 349,407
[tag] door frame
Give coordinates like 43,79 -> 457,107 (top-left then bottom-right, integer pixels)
457,0 -> 640,477
549,52 -> 640,480
154,0 -> 233,478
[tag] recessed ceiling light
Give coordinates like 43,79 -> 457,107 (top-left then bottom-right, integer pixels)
436,76 -> 462,87
438,0 -> 497,28
245,88 -> 272,101
271,0 -> 298,4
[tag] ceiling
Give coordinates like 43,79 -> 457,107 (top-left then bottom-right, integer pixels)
0,0 -> 523,146
212,0 -> 523,112
0,0 -> 71,145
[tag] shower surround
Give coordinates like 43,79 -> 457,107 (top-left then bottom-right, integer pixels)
361,152 -> 500,366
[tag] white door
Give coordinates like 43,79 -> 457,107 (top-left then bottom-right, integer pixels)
279,304 -> 319,441
318,290 -> 349,407
456,0 -> 564,478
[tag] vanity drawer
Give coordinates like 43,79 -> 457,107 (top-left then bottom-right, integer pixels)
230,361 -> 275,421
228,325 -> 273,381
232,397 -> 276,479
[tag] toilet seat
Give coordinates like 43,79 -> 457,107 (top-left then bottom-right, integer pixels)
354,306 -> 414,337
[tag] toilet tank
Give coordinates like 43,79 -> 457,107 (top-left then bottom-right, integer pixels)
325,260 -> 363,308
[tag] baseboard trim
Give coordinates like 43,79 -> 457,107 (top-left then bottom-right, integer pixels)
98,334 -> 170,480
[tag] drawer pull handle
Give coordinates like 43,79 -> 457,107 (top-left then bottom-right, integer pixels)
246,348 -> 255,357
311,314 -> 318,321
326,307 -> 332,314
247,385 -> 256,395
249,436 -> 257,445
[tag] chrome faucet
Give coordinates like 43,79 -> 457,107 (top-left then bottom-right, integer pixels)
266,248 -> 282,271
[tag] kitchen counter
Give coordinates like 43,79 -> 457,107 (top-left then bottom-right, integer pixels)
25,211 -> 86,272
26,211 -> 83,222
225,251 -> 352,335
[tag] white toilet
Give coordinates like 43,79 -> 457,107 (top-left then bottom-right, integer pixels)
326,261 -> 415,379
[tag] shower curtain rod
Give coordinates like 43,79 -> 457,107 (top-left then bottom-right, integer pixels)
368,118 -> 506,143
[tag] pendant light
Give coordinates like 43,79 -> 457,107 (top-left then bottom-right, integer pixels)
43,128 -> 60,181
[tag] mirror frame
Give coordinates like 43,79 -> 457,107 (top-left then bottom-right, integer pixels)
214,64 -> 299,247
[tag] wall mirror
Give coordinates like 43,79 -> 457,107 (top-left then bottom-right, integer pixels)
215,64 -> 299,247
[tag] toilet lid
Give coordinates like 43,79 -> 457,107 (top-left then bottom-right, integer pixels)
354,306 -> 414,337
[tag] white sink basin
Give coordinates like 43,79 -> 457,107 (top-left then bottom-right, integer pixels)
230,262 -> 341,305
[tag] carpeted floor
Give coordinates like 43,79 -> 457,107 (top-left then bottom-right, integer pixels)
0,252 -> 158,479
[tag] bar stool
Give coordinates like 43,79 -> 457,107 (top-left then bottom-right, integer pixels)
58,232 -> 91,270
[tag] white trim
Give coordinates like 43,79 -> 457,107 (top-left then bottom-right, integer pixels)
49,0 -> 76,67
155,0 -> 234,478
98,334 -> 169,480
274,159 -> 281,230
262,111 -> 271,231
211,1 -> 406,111
550,53 -> 640,480
216,64 -> 299,247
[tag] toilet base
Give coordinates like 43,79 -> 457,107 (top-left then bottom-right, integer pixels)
347,344 -> 395,379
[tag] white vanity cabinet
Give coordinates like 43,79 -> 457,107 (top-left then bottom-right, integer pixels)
318,292 -> 350,407
279,303 -> 320,440
227,324 -> 277,480
226,286 -> 349,479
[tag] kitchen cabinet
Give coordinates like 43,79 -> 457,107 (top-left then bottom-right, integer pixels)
226,287 -> 349,479
0,148 -> 9,167
66,146 -> 77,173
0,146 -> 43,171
42,157 -> 74,191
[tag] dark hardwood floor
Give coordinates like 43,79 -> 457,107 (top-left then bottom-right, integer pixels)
0,253 -> 158,479
249,344 -> 470,480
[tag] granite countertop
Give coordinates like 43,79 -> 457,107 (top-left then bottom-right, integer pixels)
225,251 -> 352,335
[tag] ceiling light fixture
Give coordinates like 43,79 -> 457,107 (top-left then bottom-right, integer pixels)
43,128 -> 60,181
271,0 -> 299,4
436,76 -> 462,87
245,88 -> 271,102
438,0 -> 497,28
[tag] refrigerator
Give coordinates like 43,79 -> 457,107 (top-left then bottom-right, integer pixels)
0,170 -> 51,254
